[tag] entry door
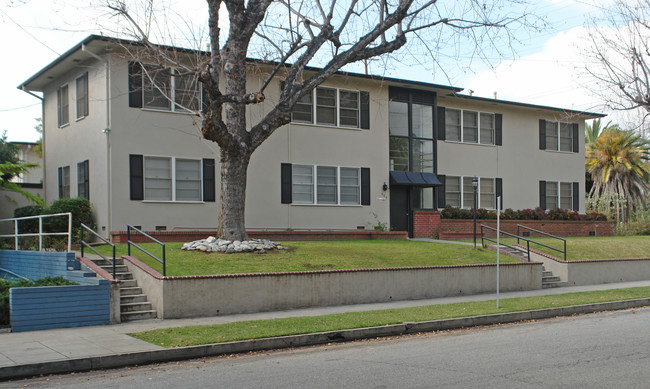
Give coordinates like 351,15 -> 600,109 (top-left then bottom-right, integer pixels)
390,186 -> 410,234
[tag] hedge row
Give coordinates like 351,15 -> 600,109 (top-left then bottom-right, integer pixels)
13,197 -> 94,244
440,205 -> 608,221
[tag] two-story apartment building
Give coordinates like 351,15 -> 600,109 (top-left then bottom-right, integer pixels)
19,35 -> 604,238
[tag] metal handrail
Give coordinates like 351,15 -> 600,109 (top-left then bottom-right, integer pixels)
127,225 -> 166,276
516,224 -> 566,261
80,223 -> 116,279
481,225 -> 531,262
0,212 -> 72,252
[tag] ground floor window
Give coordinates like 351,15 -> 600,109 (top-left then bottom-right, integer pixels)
58,166 -> 70,199
77,160 -> 89,200
445,175 -> 499,209
541,181 -> 576,210
291,165 -> 361,205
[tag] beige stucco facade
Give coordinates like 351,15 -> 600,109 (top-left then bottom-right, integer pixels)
21,36 -> 603,238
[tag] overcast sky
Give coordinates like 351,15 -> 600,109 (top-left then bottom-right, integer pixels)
0,0 -> 618,142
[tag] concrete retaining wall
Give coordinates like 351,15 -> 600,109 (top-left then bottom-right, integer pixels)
121,256 -> 542,319
10,283 -> 111,332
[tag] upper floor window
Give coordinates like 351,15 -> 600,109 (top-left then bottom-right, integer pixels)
291,87 -> 369,129
445,109 -> 495,145
57,84 -> 69,127
539,120 -> 579,153
76,73 -> 89,119
128,62 -> 201,112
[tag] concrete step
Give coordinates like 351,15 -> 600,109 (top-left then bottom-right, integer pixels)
542,281 -> 568,289
121,301 -> 153,313
114,272 -> 133,280
121,310 -> 157,322
120,279 -> 138,288
542,276 -> 561,283
542,271 -> 553,277
120,294 -> 148,304
119,286 -> 143,296
99,264 -> 129,273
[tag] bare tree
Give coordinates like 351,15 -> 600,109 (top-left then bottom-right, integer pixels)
584,0 -> 650,132
108,0 -> 535,240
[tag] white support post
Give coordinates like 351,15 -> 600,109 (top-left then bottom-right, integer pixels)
67,213 -> 72,252
496,196 -> 501,309
39,216 -> 43,251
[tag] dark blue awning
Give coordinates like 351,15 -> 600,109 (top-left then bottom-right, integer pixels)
389,171 -> 442,187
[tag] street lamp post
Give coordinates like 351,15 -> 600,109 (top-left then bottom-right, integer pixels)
472,176 -> 478,249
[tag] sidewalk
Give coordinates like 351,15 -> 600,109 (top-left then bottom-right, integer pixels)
2,280 -> 650,380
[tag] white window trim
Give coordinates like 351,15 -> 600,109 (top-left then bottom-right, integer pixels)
545,121 -> 575,153
143,155 -> 204,202
141,66 -> 202,114
291,165 -> 362,206
291,87 -> 361,129
445,175 -> 496,210
545,181 -> 573,210
445,108 -> 496,146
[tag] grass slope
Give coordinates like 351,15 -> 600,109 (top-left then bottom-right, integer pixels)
492,236 -> 650,260
93,240 -> 517,276
131,287 -> 650,348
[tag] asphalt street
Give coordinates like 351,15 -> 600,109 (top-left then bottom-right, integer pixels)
5,307 -> 650,388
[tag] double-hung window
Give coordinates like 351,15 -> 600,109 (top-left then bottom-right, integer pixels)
445,175 -> 498,209
77,160 -> 89,200
57,85 -> 69,127
140,65 -> 201,112
542,181 -> 574,210
445,109 -> 495,145
291,165 -> 360,205
540,120 -> 578,152
143,156 -> 202,201
76,73 -> 89,119
58,166 -> 70,198
291,87 -> 361,128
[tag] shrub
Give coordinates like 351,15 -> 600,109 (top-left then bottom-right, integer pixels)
13,205 -> 46,234
44,197 -> 94,243
500,208 -> 520,220
1,276 -> 77,326
584,212 -> 608,221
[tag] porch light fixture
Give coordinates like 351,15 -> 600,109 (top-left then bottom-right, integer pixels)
382,182 -> 388,191
472,176 -> 478,248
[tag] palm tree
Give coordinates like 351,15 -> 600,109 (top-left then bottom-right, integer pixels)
585,119 -> 619,147
586,128 -> 650,223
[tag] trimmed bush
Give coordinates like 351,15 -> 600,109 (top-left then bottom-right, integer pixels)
440,206 -> 607,221
13,205 -> 46,233
45,197 -> 94,243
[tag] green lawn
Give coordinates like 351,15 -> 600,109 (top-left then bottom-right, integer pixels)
130,286 -> 650,348
92,240 -> 517,276
487,236 -> 650,261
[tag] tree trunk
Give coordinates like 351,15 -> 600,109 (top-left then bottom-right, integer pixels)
217,148 -> 251,241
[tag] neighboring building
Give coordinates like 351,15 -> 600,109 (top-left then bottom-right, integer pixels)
18,35 -> 604,239
0,142 -> 43,233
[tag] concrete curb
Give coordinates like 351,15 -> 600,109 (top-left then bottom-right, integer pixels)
2,298 -> 650,381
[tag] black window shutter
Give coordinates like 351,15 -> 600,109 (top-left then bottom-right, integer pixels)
281,163 -> 292,204
437,106 -> 446,141
361,168 -> 371,205
129,154 -> 144,200
84,160 -> 89,200
572,182 -> 579,212
128,62 -> 143,108
202,159 -> 216,202
360,91 -> 370,129
495,114 -> 503,146
496,178 -> 503,210
58,167 -> 63,199
572,123 -> 579,153
437,174 -> 446,209
539,180 -> 546,210
539,119 -> 546,150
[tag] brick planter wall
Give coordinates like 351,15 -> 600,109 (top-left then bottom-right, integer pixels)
413,210 -> 616,239
111,230 -> 407,243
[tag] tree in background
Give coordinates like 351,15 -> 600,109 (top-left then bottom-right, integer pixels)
586,128 -> 650,223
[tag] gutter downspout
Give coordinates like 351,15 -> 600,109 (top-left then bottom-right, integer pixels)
82,44 -> 113,240
19,87 -> 45,204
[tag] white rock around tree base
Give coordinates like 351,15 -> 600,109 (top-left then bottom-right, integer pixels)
181,237 -> 288,253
